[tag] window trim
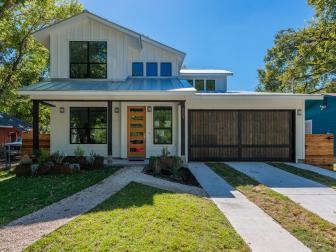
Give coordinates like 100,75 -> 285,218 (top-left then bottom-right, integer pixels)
132,62 -> 144,77
146,62 -> 158,76
69,41 -> 107,79
206,79 -> 216,91
69,107 -> 107,144
195,79 -> 205,91
160,62 -> 172,77
153,106 -> 173,145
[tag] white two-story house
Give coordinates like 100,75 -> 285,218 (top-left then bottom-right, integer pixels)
19,10 -> 322,163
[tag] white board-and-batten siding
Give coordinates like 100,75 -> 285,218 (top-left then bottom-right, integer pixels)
49,18 -> 182,80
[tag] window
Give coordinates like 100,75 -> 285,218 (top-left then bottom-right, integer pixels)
132,62 -> 143,76
70,107 -> 107,144
206,80 -> 216,91
146,62 -> 158,76
160,62 -> 172,76
153,107 -> 172,144
70,41 -> 107,79
195,80 -> 205,91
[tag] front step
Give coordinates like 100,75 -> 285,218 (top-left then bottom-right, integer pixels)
105,158 -> 149,167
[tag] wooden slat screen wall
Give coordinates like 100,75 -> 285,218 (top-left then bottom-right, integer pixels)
305,134 -> 334,169
188,110 -> 295,161
22,132 -> 50,155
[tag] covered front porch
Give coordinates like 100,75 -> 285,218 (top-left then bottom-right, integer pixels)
31,99 -> 187,161
18,78 -> 194,161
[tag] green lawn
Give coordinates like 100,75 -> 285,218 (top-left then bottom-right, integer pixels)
269,162 -> 336,190
0,166 -> 120,225
208,162 -> 336,252
26,182 -> 250,252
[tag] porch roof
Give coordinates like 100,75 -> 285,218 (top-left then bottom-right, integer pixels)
19,78 -> 195,92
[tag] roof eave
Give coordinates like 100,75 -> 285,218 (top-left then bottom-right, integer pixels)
32,10 -> 186,57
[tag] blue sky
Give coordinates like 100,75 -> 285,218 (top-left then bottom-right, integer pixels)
80,0 -> 314,91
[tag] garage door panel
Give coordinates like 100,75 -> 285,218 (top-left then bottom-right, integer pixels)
241,147 -> 290,161
189,110 -> 295,161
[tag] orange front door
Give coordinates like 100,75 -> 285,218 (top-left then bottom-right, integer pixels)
127,106 -> 146,159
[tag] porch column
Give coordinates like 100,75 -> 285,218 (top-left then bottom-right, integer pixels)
32,100 -> 40,153
180,101 -> 186,156
107,101 -> 113,156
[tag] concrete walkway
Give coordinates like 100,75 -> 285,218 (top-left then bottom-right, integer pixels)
0,167 -> 205,252
188,162 -> 310,252
227,162 -> 336,225
285,162 -> 336,180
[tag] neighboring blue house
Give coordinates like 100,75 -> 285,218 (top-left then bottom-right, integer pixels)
305,94 -> 336,155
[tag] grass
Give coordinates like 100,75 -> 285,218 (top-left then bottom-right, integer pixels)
0,166 -> 120,225
207,162 -> 336,252
26,182 -> 250,252
269,162 -> 336,190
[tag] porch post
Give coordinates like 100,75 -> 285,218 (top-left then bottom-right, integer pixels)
180,101 -> 186,156
32,100 -> 40,153
107,101 -> 113,156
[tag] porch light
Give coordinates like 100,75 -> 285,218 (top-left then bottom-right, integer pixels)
114,107 -> 119,113
59,107 -> 65,113
297,109 -> 302,116
147,106 -> 152,112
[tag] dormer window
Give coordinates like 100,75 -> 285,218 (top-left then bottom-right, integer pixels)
70,41 -> 107,79
146,62 -> 158,76
132,62 -> 144,76
160,62 -> 172,76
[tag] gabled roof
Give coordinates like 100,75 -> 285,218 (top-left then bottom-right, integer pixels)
33,10 -> 185,57
0,113 -> 32,132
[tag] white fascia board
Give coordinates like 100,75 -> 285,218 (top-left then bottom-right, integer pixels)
194,92 -> 324,100
33,11 -> 185,57
179,73 -> 233,78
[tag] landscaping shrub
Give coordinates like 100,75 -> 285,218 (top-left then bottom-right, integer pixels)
74,146 -> 85,157
144,148 -> 198,186
15,155 -> 32,177
50,151 -> 65,165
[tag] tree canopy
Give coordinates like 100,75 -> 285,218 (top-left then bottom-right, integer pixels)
0,0 -> 83,131
257,0 -> 336,93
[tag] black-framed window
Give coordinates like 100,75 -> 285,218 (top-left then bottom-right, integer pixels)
160,62 -> 172,76
153,106 -> 172,144
70,107 -> 107,144
146,62 -> 158,76
206,80 -> 215,91
132,62 -> 144,76
195,80 -> 205,91
70,41 -> 107,79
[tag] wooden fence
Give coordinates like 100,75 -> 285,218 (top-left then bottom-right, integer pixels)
305,134 -> 334,169
21,132 -> 50,155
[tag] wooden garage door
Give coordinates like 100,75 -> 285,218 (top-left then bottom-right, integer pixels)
188,110 -> 295,161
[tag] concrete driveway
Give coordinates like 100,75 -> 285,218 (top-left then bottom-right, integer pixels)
227,162 -> 336,225
189,162 -> 310,252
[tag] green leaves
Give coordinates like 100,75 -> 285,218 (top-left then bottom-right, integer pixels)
258,0 -> 336,93
0,0 -> 83,132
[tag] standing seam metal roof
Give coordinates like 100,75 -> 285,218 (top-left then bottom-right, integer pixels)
19,78 -> 196,92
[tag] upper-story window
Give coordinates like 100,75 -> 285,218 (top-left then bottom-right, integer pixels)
146,62 -> 158,76
206,80 -> 216,91
132,62 -> 144,76
195,80 -> 205,91
69,41 -> 107,79
160,62 -> 172,76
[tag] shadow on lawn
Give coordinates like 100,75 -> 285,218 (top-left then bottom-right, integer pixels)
2,182 -> 174,228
